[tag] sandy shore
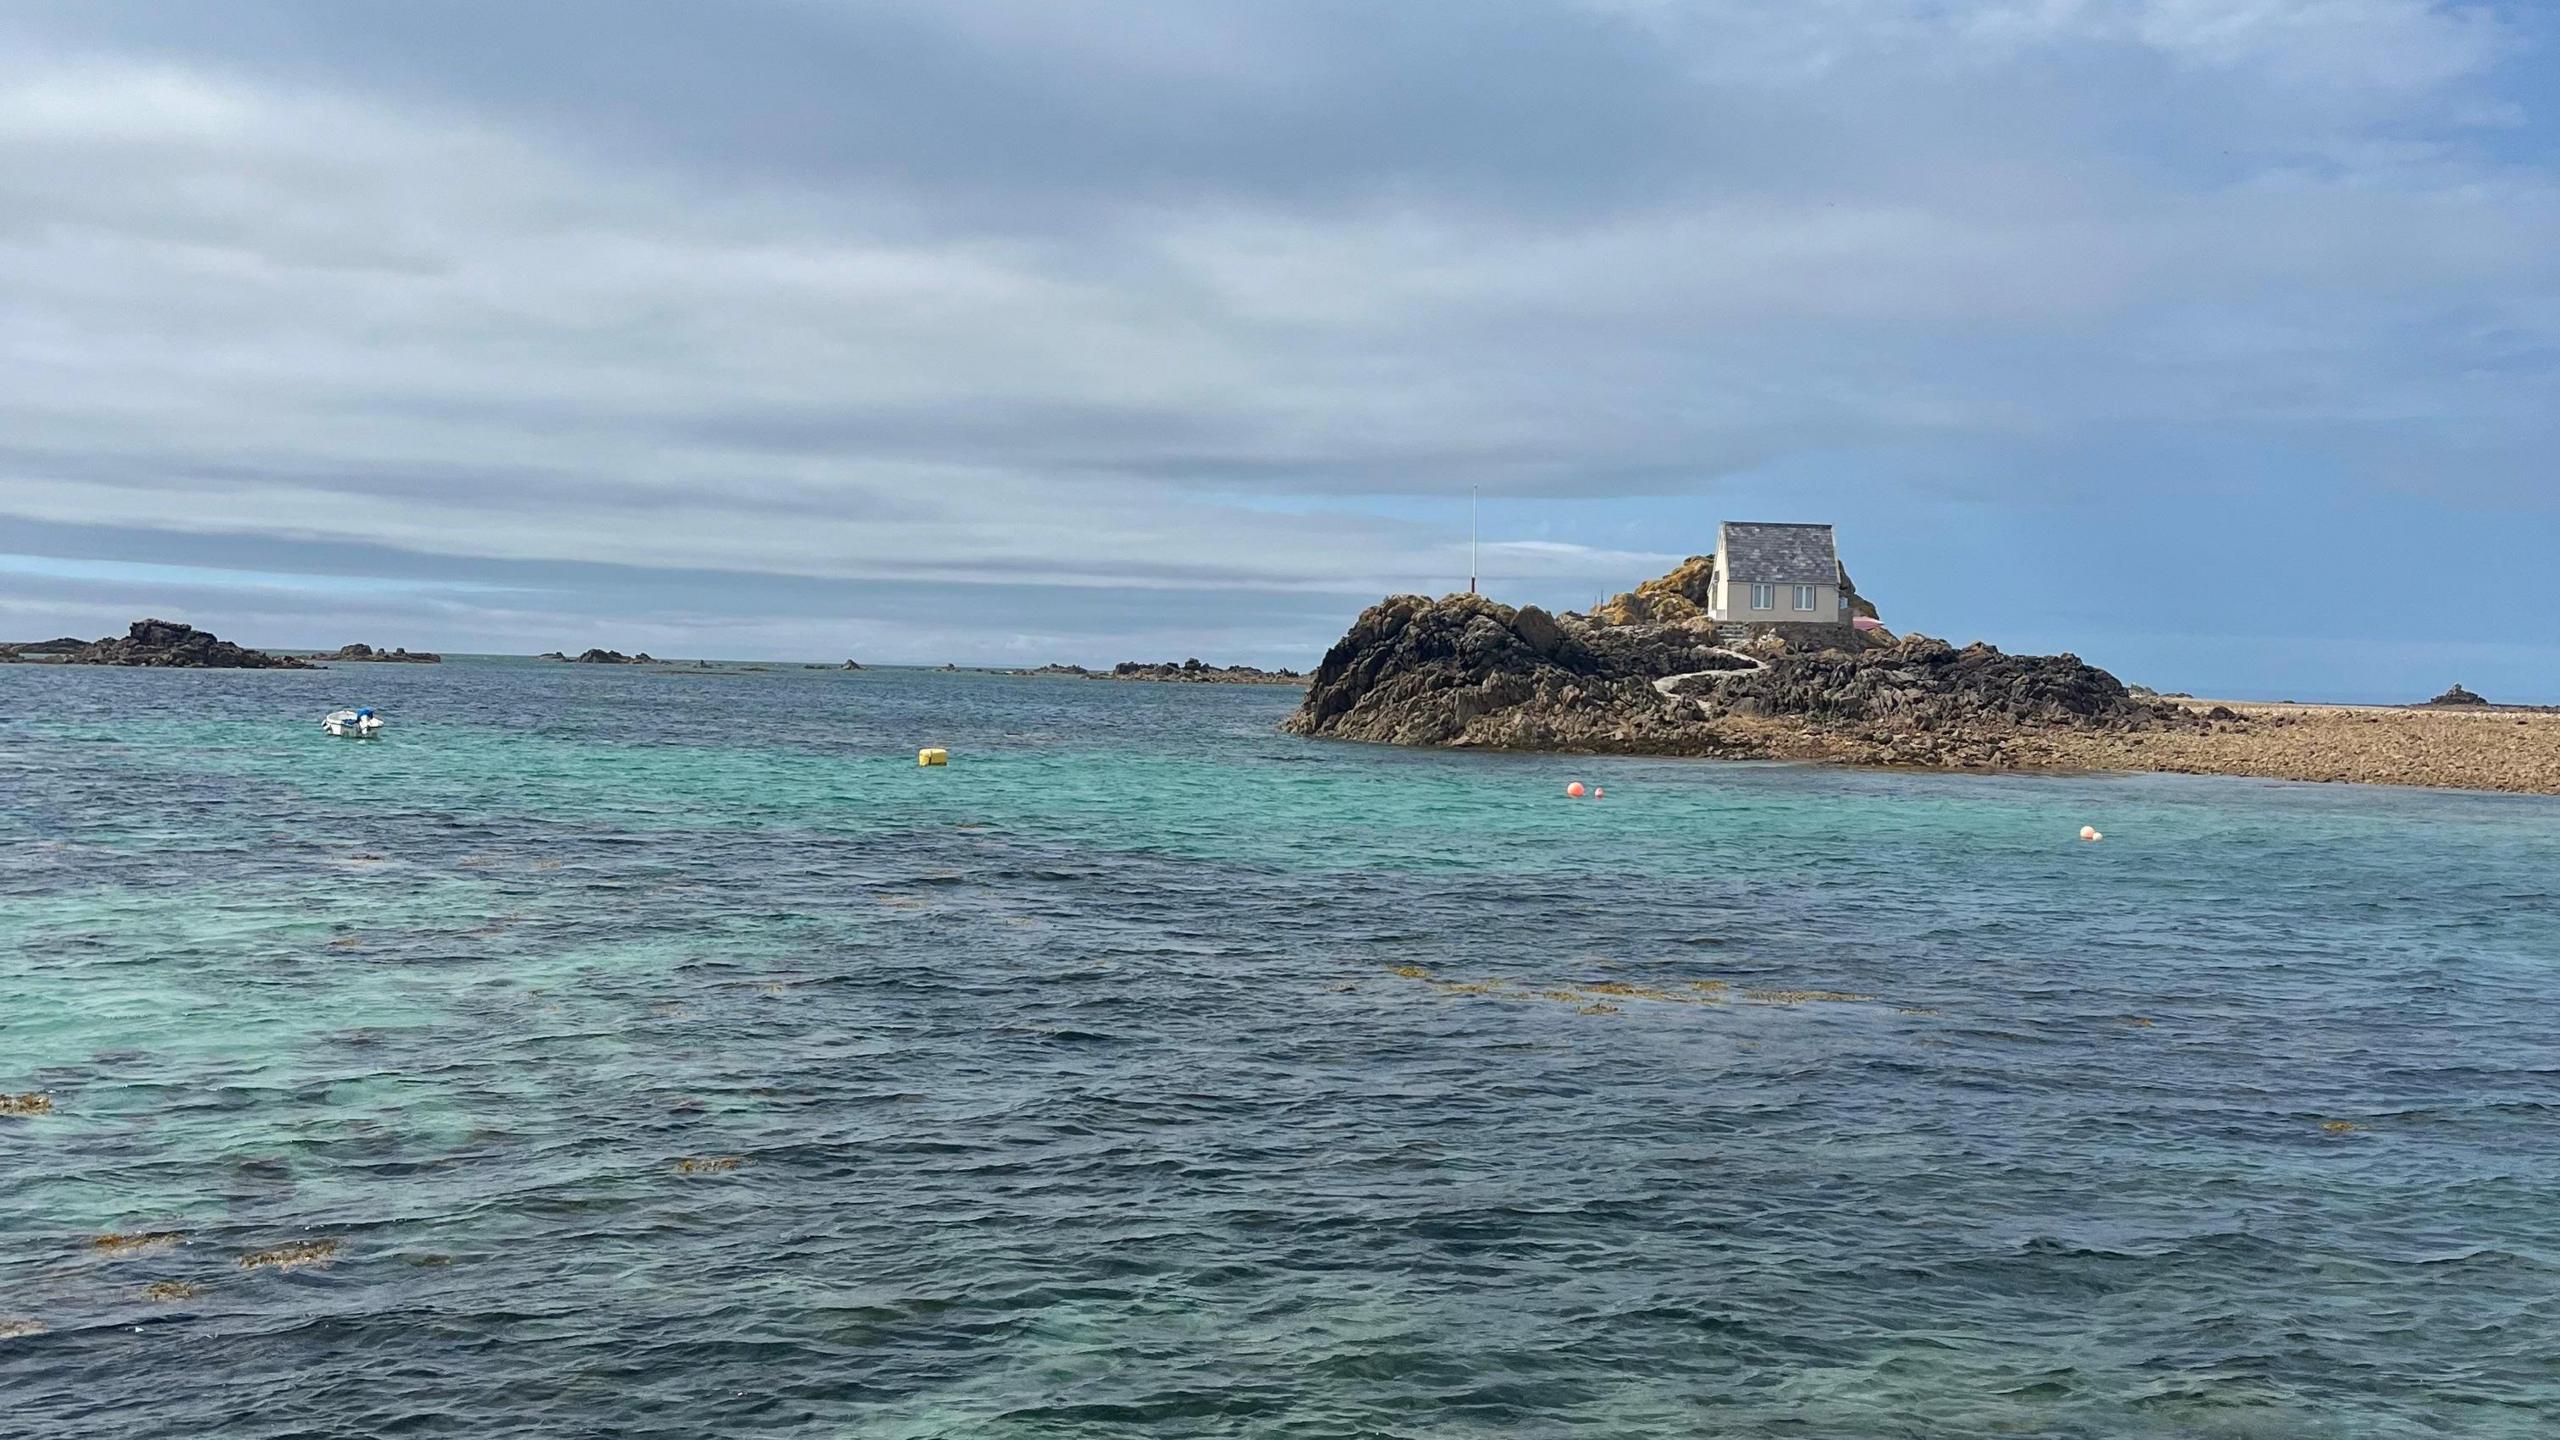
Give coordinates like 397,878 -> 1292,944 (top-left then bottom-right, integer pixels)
2022,701 -> 2560,796
1694,700 -> 2560,796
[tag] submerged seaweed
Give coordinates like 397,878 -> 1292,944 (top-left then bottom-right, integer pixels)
1,1092 -> 53,1117
239,1239 -> 341,1272
88,1231 -> 183,1259
1744,989 -> 1875,1005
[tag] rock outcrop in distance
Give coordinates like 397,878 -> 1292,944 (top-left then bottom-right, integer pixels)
2423,684 -> 2489,707
4,619 -> 312,669
1109,658 -> 1305,685
1285,568 -> 2208,769
0,637 -> 92,662
549,648 -> 658,664
317,643 -> 441,663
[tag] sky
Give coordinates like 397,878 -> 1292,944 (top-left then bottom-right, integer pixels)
1,1 -> 2554,700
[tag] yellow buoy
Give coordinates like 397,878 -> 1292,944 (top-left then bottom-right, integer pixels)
918,747 -> 948,767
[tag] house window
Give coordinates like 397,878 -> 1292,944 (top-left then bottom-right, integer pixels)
1750,583 -> 1774,611
1793,584 -> 1815,612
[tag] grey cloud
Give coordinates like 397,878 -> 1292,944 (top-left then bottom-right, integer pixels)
0,1 -> 2553,684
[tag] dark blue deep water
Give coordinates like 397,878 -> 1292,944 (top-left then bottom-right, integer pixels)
4,659 -> 2557,1437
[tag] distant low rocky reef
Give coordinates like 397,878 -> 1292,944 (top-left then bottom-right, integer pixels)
542,648 -> 660,664
1,619 -> 312,669
316,643 -> 441,663
998,659 -> 1305,684
1110,659 -> 1304,685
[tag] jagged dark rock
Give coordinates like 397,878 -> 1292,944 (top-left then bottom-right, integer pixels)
1108,659 -> 1304,685
27,619 -> 314,669
567,649 -> 657,664
317,643 -> 441,663
2423,684 -> 2489,707
1287,569 -> 2186,767
842,659 -> 863,671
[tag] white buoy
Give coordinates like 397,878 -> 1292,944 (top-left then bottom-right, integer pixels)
2080,825 -> 2102,842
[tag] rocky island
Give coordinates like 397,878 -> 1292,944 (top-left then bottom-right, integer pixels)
314,642 -> 442,663
2,619 -> 313,669
545,648 -> 659,664
1287,559 -> 2560,795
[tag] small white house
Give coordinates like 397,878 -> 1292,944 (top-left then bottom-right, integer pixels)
1705,522 -> 1848,624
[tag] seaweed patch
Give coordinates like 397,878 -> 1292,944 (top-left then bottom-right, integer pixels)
239,1239 -> 341,1272
2,1092 -> 54,1117
89,1231 -> 184,1259
142,1281 -> 206,1302
674,1155 -> 742,1174
0,1318 -> 45,1340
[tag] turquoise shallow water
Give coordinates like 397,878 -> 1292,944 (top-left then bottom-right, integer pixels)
4,658 -> 2557,1437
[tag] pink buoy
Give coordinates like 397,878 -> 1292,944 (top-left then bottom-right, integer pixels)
1565,782 -> 1586,798
2079,825 -> 2103,842
1591,787 -> 1604,799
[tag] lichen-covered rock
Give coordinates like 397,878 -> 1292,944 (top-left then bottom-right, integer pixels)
1590,555 -> 1718,625
1287,559 -> 2176,766
1285,592 -> 1754,748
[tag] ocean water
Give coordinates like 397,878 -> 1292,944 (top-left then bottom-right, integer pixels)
3,658 -> 2556,1439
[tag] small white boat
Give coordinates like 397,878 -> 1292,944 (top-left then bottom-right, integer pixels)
323,707 -> 384,738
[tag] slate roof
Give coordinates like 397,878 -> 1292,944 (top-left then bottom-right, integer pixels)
1718,522 -> 1840,585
